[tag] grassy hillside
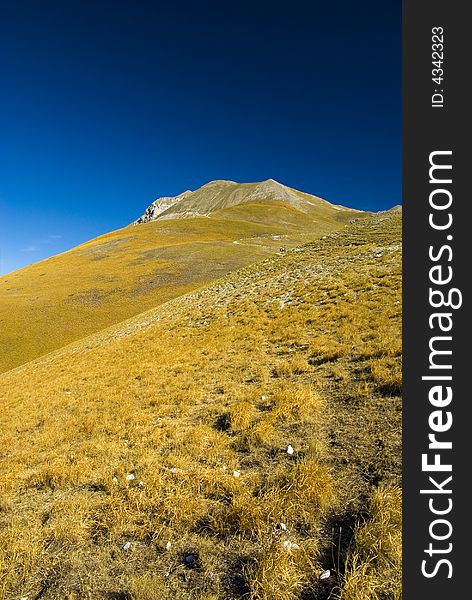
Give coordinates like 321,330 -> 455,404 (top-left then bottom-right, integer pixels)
0,211 -> 401,600
0,199 -> 361,373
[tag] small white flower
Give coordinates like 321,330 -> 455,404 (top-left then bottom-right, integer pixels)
112,477 -> 118,483
282,540 -> 300,550
233,470 -> 241,478
169,467 -> 178,474
320,569 -> 331,580
279,522 -> 287,531
122,542 -> 131,551
139,481 -> 144,487
286,445 -> 294,455
166,541 -> 172,551
126,473 -> 135,481
261,395 -> 266,401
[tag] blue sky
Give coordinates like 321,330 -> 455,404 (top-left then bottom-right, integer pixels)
0,1 -> 401,275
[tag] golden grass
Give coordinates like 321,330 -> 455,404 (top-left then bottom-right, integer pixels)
228,401 -> 257,431
246,538 -> 319,600
0,200 -> 354,373
339,485 -> 402,600
0,212 -> 401,599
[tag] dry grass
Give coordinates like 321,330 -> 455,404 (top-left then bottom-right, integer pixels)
339,485 -> 402,600
246,538 -> 319,600
0,200 -> 354,373
0,211 -> 401,599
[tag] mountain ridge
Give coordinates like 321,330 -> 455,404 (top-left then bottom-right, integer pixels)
134,179 -> 361,224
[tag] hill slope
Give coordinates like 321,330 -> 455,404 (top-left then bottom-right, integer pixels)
0,211 -> 401,600
0,181 -> 363,373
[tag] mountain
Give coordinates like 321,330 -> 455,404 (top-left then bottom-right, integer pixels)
0,180 -> 365,373
134,189 -> 193,223
134,178 -> 358,223
0,210 -> 402,600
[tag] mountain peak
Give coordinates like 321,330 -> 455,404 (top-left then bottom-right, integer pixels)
201,179 -> 237,187
134,179 -> 359,224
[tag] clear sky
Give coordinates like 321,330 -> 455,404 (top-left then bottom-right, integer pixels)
0,1 -> 401,275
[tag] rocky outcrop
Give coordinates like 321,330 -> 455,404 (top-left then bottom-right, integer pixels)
134,190 -> 192,223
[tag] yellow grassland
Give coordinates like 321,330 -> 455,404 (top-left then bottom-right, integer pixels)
0,212 -> 401,599
0,200 -> 358,373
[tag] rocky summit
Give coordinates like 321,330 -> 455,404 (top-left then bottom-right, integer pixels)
133,179 -> 359,223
